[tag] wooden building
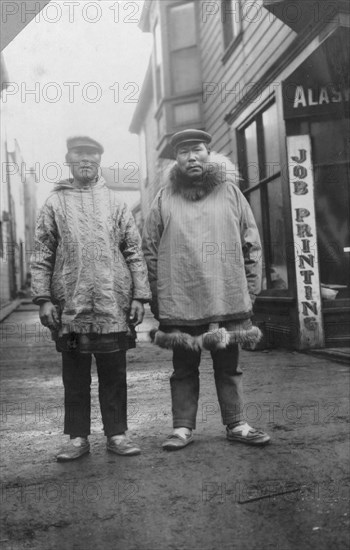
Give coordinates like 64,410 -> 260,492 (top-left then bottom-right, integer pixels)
129,0 -> 350,350
1,56 -> 37,306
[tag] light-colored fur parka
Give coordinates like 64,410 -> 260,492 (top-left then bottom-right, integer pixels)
142,152 -> 263,351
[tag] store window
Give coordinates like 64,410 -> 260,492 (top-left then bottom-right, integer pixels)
281,27 -> 350,300
169,2 -> 201,94
238,101 -> 288,291
289,117 -> 350,294
222,0 -> 242,50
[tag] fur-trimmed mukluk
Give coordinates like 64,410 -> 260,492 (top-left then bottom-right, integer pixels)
152,321 -> 262,352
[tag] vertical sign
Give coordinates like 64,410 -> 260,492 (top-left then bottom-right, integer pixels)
287,135 -> 324,349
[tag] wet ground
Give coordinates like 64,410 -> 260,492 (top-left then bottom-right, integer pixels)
0,304 -> 349,549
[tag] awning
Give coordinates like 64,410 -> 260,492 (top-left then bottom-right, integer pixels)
263,0 -> 344,33
1,0 -> 51,51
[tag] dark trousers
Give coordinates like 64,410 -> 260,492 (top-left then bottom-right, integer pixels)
62,350 -> 127,437
171,345 -> 244,429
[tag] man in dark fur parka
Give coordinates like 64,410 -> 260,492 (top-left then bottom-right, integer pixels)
142,129 -> 270,450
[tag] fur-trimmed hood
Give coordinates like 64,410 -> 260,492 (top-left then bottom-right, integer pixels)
164,152 -> 240,201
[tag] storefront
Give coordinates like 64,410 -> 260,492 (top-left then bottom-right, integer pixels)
282,27 -> 349,348
235,25 -> 349,350
133,0 -> 349,350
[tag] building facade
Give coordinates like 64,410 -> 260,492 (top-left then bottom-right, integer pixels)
130,0 -> 350,350
1,55 -> 37,306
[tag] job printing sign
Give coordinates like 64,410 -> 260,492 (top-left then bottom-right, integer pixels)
287,135 -> 324,349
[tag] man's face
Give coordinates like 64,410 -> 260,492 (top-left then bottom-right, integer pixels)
67,147 -> 101,183
176,142 -> 210,181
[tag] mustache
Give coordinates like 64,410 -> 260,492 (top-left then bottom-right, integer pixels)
69,161 -> 99,168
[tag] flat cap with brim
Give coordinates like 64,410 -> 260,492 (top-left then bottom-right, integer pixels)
170,129 -> 212,150
67,136 -> 104,154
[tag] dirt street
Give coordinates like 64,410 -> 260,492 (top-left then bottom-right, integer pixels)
0,303 -> 349,550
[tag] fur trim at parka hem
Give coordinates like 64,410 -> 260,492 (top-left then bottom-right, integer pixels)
153,325 -> 262,351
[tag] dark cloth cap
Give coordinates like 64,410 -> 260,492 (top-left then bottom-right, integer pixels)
66,136 -> 104,154
170,129 -> 212,151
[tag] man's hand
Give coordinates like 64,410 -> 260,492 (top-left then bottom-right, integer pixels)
129,300 -> 145,326
39,302 -> 60,330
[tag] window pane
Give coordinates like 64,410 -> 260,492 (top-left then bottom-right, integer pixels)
314,163 -> 350,290
174,102 -> 200,126
155,66 -> 162,103
171,48 -> 201,93
232,1 -> 241,35
157,110 -> 165,139
311,118 -> 350,292
267,177 -> 288,289
170,2 -> 196,50
248,190 -> 266,289
222,0 -> 241,48
154,22 -> 162,66
262,103 -> 280,176
154,21 -> 163,102
244,121 -> 259,186
310,119 -> 349,164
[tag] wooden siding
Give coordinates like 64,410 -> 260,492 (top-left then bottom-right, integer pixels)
199,1 -> 296,152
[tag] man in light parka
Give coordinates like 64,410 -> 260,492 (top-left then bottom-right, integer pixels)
142,129 -> 270,450
31,136 -> 151,461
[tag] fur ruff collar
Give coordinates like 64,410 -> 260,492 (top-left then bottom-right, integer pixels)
166,152 -> 240,201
